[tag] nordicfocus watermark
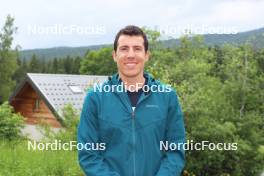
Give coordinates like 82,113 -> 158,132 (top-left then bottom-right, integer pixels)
27,24 -> 106,36
28,140 -> 106,151
93,82 -> 172,93
145,24 -> 238,36
160,140 -> 238,151
27,140 -> 237,151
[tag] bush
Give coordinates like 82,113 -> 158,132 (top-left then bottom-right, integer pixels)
0,102 -> 24,140
57,104 -> 80,142
39,104 -> 79,142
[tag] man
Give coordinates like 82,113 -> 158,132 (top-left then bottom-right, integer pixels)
78,25 -> 185,176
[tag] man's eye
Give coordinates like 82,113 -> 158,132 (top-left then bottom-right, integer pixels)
120,47 -> 128,51
135,47 -> 142,51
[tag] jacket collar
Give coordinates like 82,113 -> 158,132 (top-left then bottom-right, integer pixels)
108,72 -> 156,95
109,72 -> 155,86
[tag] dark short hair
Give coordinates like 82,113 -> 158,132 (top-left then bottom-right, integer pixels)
113,25 -> 148,52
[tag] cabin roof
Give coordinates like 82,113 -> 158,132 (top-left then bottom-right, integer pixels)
10,73 -> 108,119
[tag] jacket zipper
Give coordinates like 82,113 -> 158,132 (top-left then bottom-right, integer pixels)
130,93 -> 151,176
114,92 -> 137,176
131,109 -> 136,176
114,89 -> 151,176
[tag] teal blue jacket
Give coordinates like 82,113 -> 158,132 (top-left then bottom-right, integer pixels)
78,73 -> 185,176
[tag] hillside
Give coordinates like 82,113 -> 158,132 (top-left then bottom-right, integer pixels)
163,27 -> 264,48
19,45 -> 109,61
19,27 -> 264,60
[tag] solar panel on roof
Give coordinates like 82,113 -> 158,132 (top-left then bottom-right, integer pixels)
68,85 -> 83,94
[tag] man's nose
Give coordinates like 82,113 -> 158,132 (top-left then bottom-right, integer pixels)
127,48 -> 135,58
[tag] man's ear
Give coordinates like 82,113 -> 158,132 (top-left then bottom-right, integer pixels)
145,50 -> 151,62
112,50 -> 117,62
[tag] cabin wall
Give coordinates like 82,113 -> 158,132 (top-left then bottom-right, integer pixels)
11,83 -> 61,128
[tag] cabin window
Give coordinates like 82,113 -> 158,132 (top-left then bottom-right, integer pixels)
33,99 -> 40,112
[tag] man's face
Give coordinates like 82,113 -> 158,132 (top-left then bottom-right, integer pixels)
112,35 -> 149,78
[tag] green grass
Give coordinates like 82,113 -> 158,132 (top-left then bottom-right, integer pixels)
0,140 -> 83,176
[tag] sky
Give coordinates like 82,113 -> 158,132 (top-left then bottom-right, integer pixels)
0,0 -> 263,50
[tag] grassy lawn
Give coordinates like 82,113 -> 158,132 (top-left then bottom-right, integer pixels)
0,140 -> 83,176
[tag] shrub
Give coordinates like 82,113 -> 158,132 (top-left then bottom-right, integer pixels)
0,102 -> 24,140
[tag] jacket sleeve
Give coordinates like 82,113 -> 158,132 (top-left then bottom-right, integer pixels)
77,91 -> 120,176
156,90 -> 186,176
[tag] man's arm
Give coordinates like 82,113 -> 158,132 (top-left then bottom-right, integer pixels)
77,91 -> 120,176
156,90 -> 186,176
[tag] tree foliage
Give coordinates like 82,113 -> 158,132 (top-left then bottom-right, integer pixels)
146,35 -> 264,176
80,47 -> 116,75
0,102 -> 24,140
0,15 -> 18,103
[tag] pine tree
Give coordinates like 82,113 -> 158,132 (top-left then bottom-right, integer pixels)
64,55 -> 72,74
28,54 -> 41,73
52,57 -> 58,73
0,15 -> 18,103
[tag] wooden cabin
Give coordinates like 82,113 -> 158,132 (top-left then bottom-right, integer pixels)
9,73 -> 107,128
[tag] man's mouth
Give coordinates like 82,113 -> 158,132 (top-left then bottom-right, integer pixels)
124,62 -> 137,68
